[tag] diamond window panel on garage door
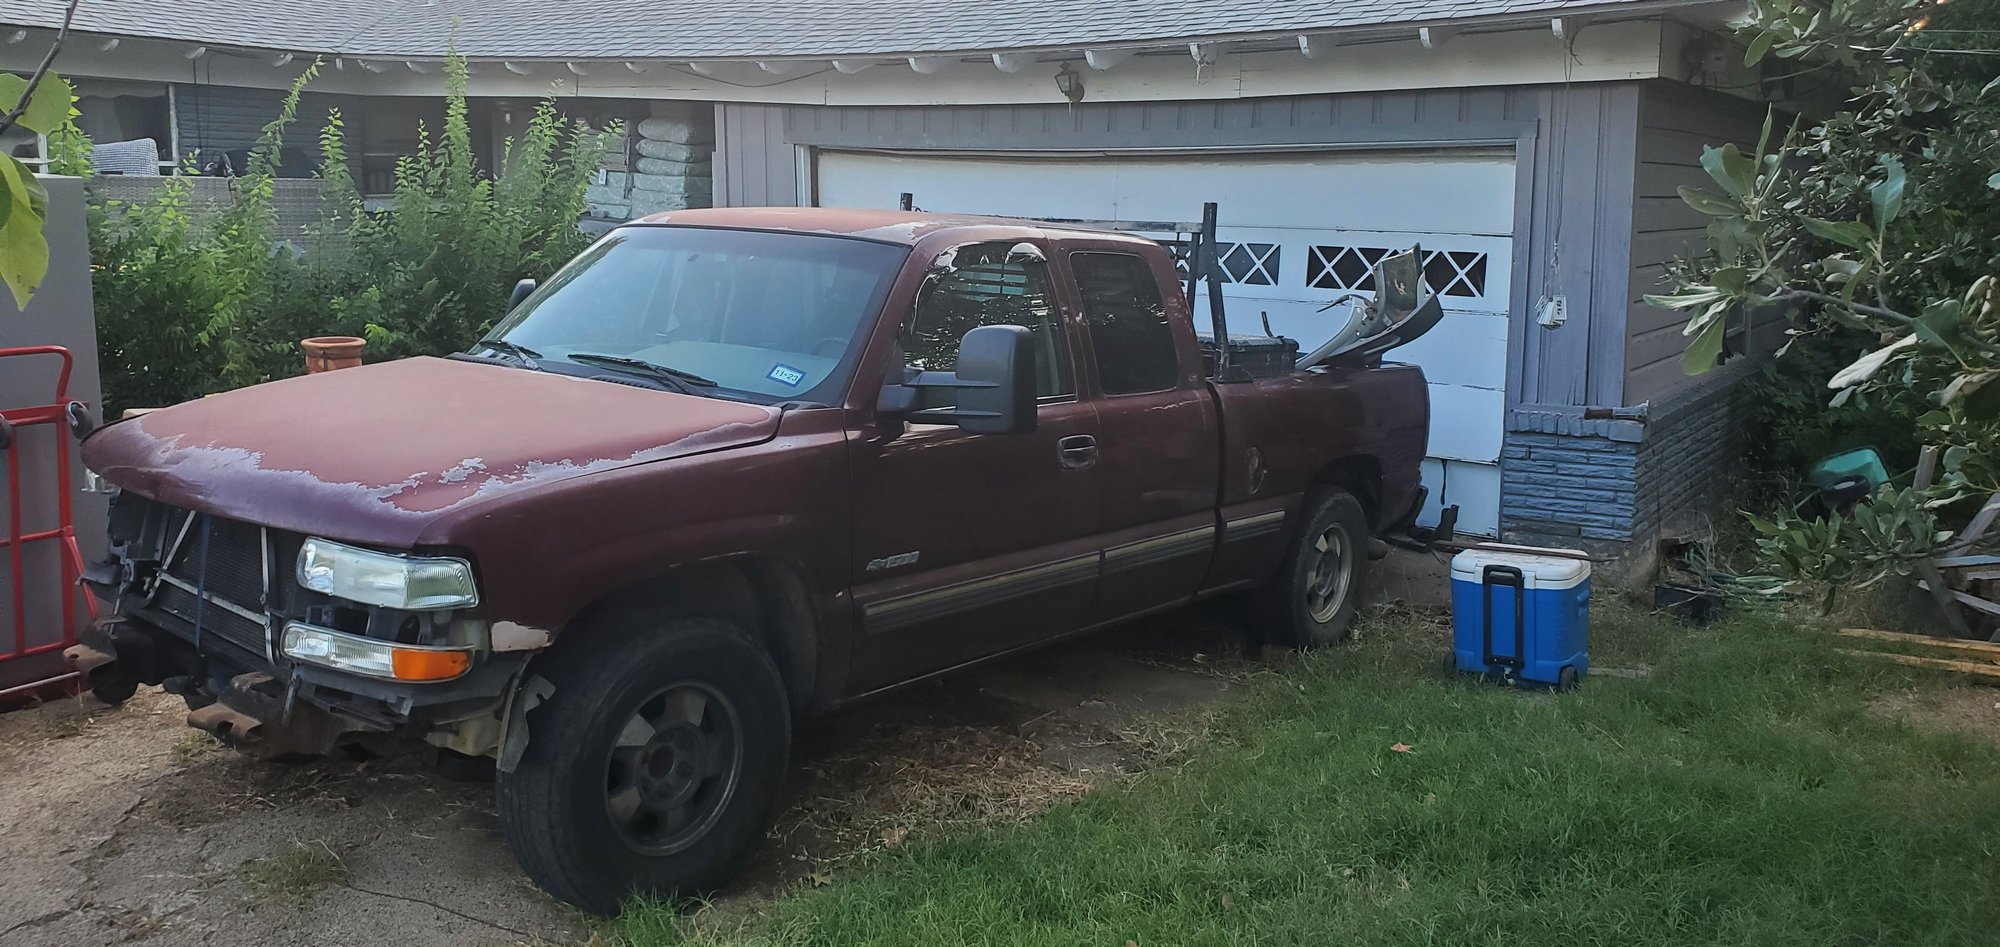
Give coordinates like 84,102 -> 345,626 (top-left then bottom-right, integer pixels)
1217,242 -> 1280,285
1159,239 -> 1279,286
1308,245 -> 1490,299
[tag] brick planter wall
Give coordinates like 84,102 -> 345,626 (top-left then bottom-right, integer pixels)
1497,357 -> 1761,583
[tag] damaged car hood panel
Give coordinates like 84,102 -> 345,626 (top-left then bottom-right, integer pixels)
82,356 -> 782,547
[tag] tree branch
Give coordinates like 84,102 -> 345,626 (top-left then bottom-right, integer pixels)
0,0 -> 80,139
1770,287 -> 1918,325
1776,285 -> 2000,361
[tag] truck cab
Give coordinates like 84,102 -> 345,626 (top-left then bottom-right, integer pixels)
69,208 -> 1431,913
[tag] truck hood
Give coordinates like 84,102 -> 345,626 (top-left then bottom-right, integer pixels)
82,356 -> 782,547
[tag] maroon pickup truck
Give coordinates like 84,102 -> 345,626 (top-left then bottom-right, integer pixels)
68,207 -> 1431,913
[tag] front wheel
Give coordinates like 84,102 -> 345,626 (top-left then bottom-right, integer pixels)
497,617 -> 790,915
1253,488 -> 1370,649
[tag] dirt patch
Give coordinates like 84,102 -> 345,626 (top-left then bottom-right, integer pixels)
1869,685 -> 2000,748
0,689 -> 582,947
735,608 -> 1266,893
0,608 -> 1264,944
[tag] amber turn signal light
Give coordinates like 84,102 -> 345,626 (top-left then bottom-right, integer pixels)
391,647 -> 473,681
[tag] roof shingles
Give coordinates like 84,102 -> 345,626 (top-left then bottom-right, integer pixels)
6,0 -> 1670,59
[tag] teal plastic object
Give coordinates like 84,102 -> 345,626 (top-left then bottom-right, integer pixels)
1806,448 -> 1890,492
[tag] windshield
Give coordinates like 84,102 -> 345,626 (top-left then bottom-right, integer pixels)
486,226 -> 908,404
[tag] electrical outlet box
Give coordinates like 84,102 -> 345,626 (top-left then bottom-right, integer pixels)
1537,295 -> 1568,328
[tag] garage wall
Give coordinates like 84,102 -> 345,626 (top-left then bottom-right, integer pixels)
714,82 -> 1647,413
1625,81 -> 1779,404
715,103 -> 796,210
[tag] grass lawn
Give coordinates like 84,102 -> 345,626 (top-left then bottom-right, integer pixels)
621,604 -> 2000,946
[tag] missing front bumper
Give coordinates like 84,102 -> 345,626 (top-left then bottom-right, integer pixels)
185,671 -> 376,759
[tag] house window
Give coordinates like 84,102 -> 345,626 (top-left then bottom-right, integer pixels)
1308,245 -> 1489,298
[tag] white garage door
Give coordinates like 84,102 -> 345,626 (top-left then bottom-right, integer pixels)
816,149 -> 1514,535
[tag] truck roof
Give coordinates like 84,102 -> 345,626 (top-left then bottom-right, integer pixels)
629,206 -> 1162,248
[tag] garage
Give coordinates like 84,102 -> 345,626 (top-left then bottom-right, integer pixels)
815,149 -> 1516,535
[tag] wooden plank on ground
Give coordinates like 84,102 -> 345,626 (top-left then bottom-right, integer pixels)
1837,649 -> 2000,680
1837,627 -> 2000,657
1950,492 -> 2000,553
1914,565 -> 1977,636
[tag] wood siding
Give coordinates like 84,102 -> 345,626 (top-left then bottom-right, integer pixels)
1626,81 -> 1777,404
714,103 -> 798,208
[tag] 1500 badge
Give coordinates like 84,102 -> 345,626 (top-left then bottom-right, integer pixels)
865,551 -> 922,572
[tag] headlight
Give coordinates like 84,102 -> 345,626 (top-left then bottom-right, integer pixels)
296,538 -> 478,610
282,623 -> 472,682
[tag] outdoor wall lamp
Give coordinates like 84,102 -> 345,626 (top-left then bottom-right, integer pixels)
1054,62 -> 1086,104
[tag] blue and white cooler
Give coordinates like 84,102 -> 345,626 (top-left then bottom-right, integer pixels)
1450,545 -> 1591,689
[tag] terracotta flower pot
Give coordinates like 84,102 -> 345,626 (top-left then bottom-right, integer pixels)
301,336 -> 367,374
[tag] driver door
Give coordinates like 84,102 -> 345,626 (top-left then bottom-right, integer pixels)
845,240 -> 1101,694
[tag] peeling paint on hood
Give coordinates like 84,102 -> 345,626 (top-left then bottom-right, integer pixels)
81,356 -> 783,547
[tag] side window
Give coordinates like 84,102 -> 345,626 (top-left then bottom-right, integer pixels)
1072,252 -> 1180,395
904,242 -> 1073,404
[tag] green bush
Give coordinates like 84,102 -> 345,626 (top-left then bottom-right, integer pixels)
87,53 -> 610,414
1651,0 -> 2000,590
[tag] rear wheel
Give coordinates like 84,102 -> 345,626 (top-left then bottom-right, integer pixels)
497,617 -> 790,915
1254,488 -> 1370,648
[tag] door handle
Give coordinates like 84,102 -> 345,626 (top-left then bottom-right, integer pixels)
1057,434 -> 1098,469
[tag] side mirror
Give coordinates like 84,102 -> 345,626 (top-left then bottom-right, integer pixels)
508,278 -> 538,311
877,325 -> 1037,435
1371,248 -> 1422,324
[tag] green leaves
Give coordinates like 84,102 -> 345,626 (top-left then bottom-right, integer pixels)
1799,216 -> 1874,251
0,73 -> 74,136
1828,335 -> 1916,389
1682,305 -> 1730,375
1700,143 -> 1760,199
0,154 -> 50,310
1678,186 -> 1743,217
1910,298 -> 1961,351
1744,30 -> 1777,66
0,72 -> 75,309
1869,156 -> 1905,233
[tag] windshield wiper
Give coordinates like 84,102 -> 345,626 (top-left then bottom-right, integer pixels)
565,352 -> 719,395
471,338 -> 544,363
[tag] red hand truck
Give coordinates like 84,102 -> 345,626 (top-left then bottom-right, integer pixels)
0,345 -> 102,704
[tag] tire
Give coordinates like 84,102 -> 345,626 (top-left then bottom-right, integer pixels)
1254,488 -> 1370,649
497,617 -> 790,915
86,667 -> 138,706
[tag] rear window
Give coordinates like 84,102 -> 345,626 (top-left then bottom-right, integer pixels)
1071,252 -> 1179,395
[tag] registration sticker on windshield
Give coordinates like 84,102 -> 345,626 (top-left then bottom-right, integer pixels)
767,363 -> 807,387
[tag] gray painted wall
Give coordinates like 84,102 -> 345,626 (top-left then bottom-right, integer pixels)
1626,80 -> 1777,404
712,82 -> 1650,412
0,178 -> 107,688
715,103 -> 797,209
1516,82 -> 1640,411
